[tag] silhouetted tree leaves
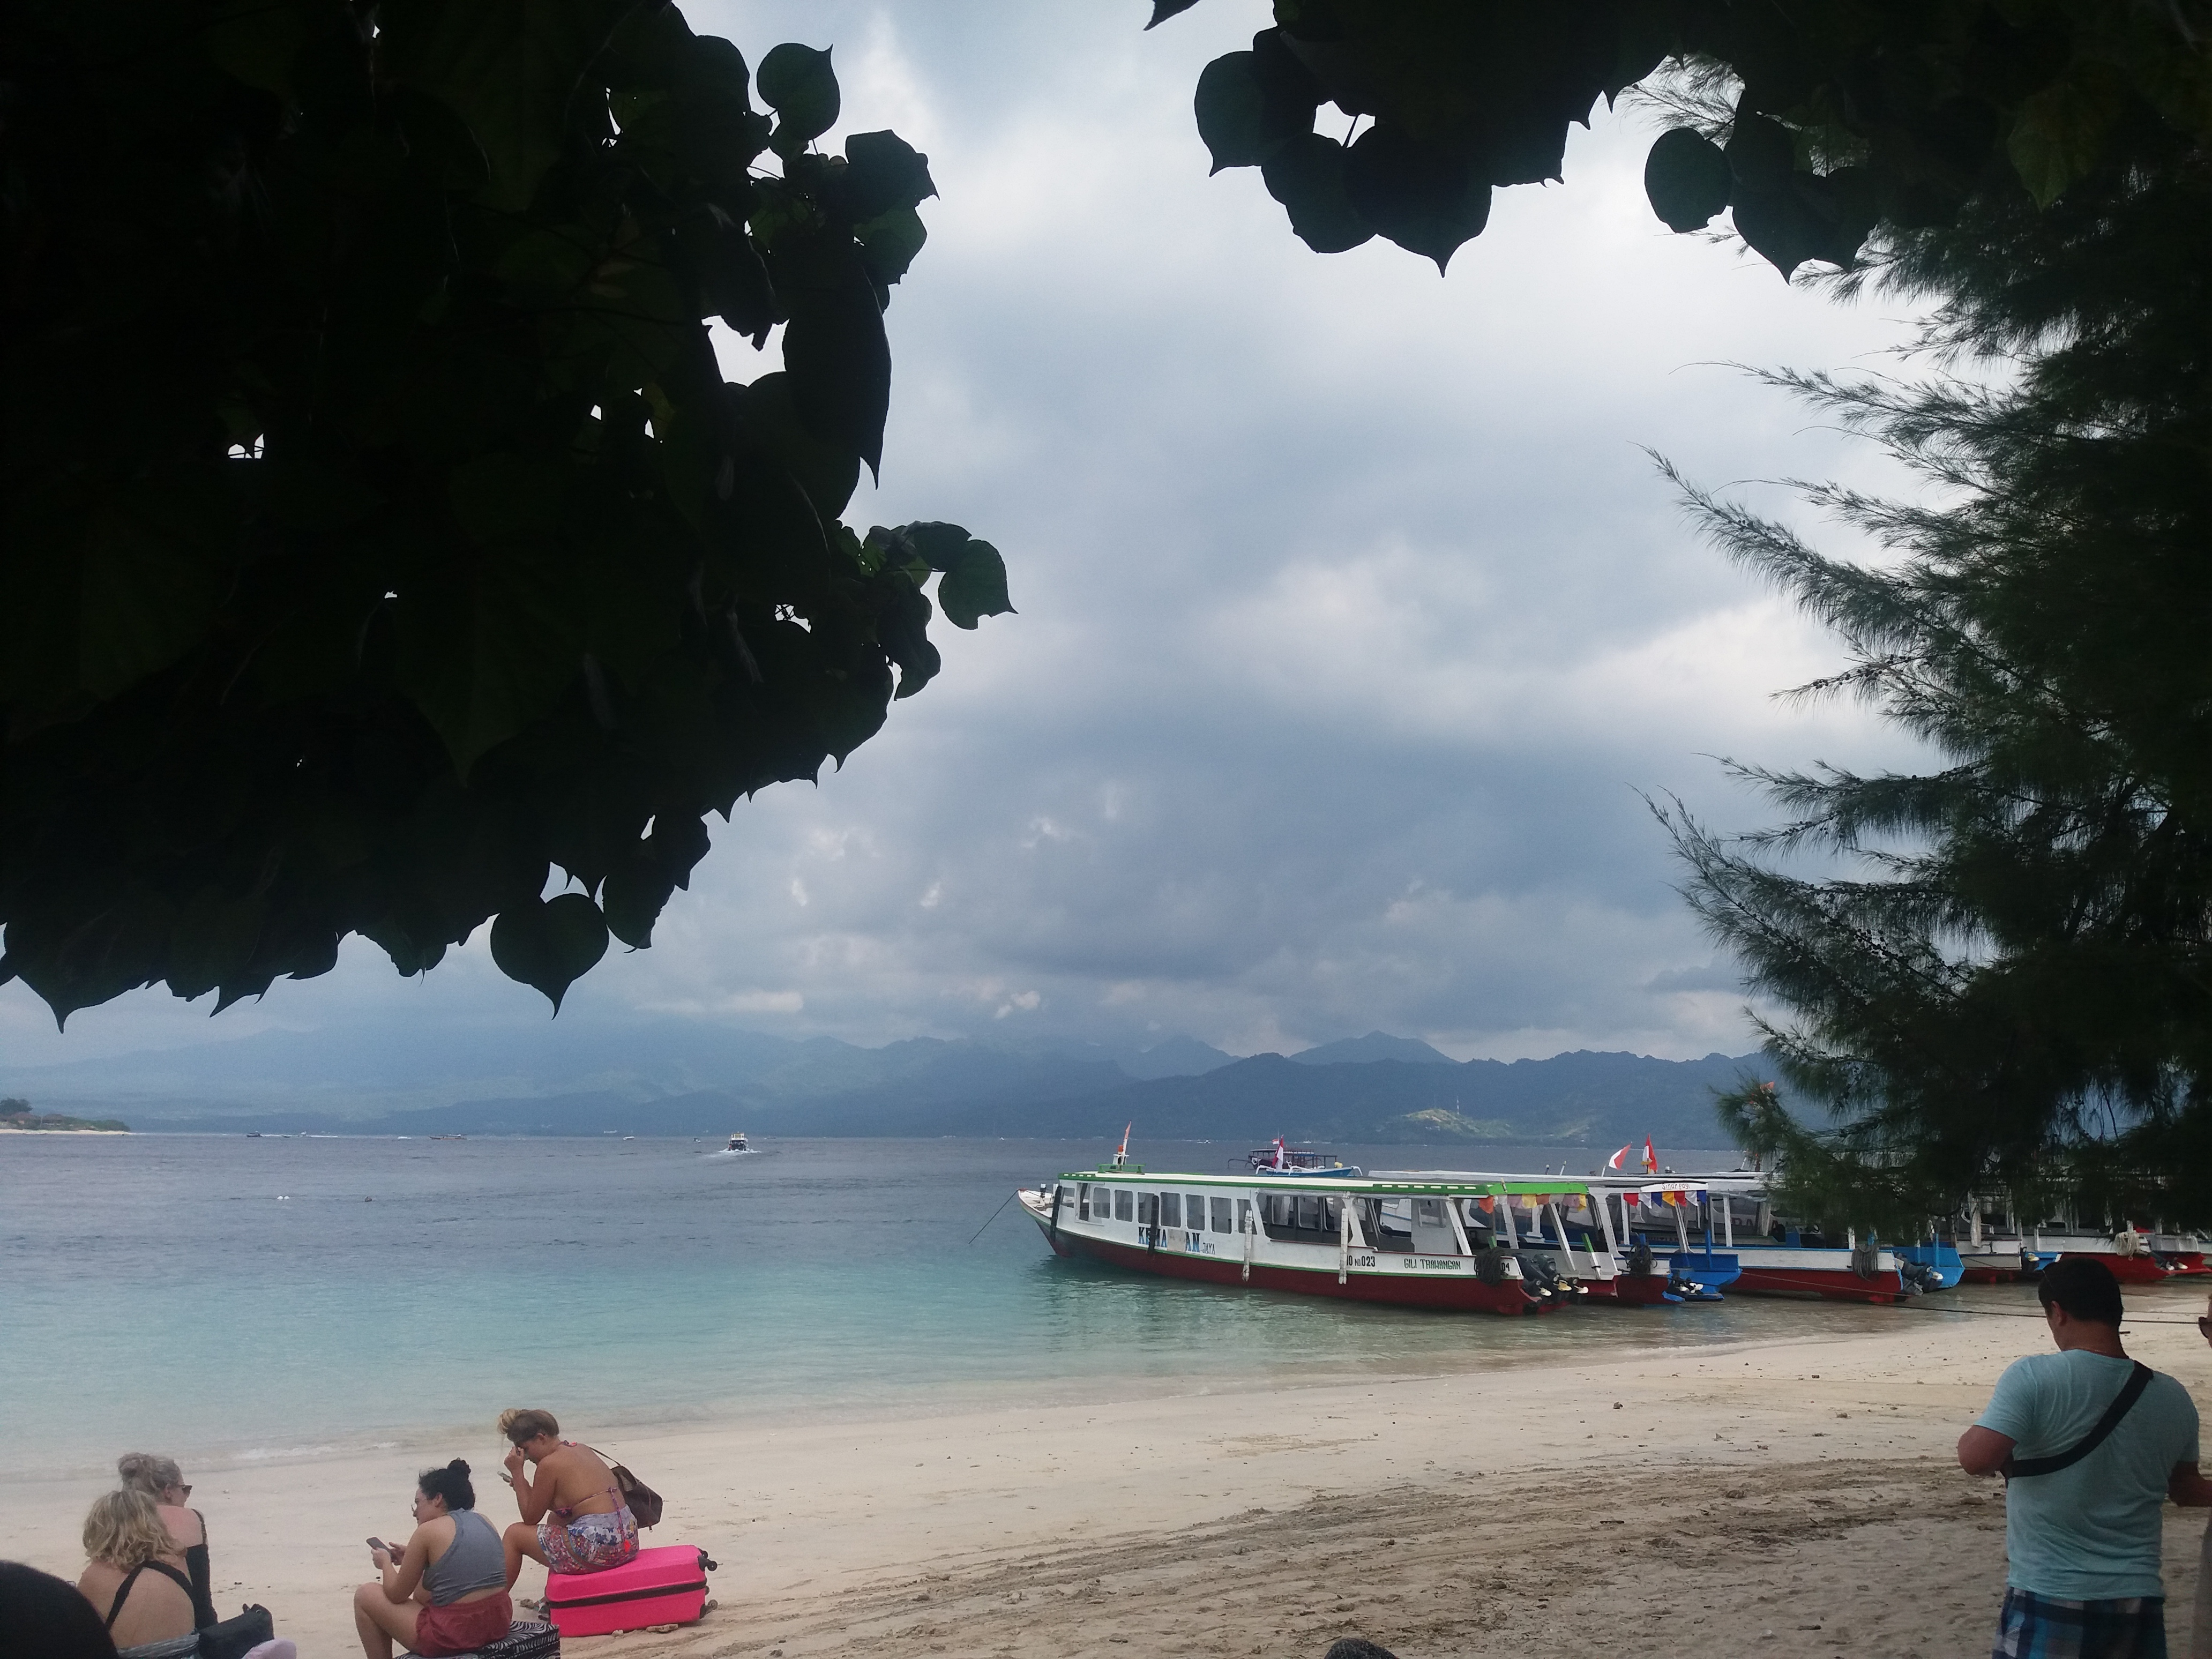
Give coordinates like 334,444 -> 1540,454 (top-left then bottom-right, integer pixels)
0,1 -> 1007,1023
1159,2 -> 2212,281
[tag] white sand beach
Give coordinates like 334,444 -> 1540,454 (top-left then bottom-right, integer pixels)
6,1290 -> 2208,1659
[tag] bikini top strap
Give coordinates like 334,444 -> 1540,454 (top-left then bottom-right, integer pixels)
106,1566 -> 145,1631
104,1561 -> 192,1627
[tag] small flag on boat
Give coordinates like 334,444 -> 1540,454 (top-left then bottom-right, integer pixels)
1606,1144 -> 1632,1171
1642,1137 -> 1658,1174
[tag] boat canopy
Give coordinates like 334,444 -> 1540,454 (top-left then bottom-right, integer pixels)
1062,1169 -> 1590,1201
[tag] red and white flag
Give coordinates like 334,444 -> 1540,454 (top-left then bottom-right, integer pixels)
1642,1137 -> 1658,1174
1606,1144 -> 1632,1171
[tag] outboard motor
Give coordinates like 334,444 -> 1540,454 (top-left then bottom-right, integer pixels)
1513,1251 -> 1563,1299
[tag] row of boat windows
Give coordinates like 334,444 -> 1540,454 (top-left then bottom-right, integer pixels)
1077,1189 -> 1532,1242
1079,1186 -> 1247,1231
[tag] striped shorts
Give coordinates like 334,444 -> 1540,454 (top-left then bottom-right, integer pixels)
1993,1587 -> 2166,1659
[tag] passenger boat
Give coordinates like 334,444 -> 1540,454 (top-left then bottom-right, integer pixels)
1016,1154 -> 1578,1314
726,1132 -> 749,1153
1371,1168 -> 1717,1304
1591,1172 -> 1910,1304
2028,1225 -> 2208,1282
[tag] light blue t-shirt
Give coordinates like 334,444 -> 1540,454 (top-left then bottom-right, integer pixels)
1977,1349 -> 2200,1600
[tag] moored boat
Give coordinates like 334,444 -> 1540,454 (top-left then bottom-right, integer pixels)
1017,1157 -> 1576,1315
1593,1171 -> 1909,1304
1373,1168 -> 1719,1304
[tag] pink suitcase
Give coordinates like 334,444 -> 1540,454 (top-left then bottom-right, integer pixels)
545,1544 -> 714,1637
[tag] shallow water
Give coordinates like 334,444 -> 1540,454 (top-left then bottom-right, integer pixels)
1,1132 -> 1930,1477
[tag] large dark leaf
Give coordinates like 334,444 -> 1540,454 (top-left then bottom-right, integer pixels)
758,42 -> 839,155
1261,132 -> 1374,253
779,240 -> 891,480
936,540 -> 1013,631
1343,123 -> 1490,272
491,892 -> 609,1010
1643,128 -> 1731,233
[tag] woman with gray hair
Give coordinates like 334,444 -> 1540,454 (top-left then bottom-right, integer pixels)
114,1454 -> 215,1630
76,1488 -> 199,1658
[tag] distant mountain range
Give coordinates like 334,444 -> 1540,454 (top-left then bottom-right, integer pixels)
0,1021 -> 1762,1147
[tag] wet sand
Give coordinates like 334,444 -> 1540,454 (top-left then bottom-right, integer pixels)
6,1287 -> 2207,1658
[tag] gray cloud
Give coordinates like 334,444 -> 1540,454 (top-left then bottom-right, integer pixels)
0,1 -> 1933,1070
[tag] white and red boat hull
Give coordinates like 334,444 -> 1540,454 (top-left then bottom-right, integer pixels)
1040,1222 -> 1552,1313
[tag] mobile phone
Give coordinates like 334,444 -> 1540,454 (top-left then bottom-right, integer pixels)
367,1537 -> 387,1553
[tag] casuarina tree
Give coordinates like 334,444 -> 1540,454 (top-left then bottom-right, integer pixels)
1662,129 -> 2212,1213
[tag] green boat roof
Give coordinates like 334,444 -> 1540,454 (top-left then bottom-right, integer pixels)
1056,1170 -> 1589,1198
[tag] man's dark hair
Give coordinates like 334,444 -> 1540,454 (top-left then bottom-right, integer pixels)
2037,1256 -> 2125,1327
0,1560 -> 119,1657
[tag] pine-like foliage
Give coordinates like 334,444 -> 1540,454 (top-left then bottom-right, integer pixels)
1662,130 -> 2212,1220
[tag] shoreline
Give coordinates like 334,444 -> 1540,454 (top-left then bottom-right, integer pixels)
5,1285 -> 2207,1658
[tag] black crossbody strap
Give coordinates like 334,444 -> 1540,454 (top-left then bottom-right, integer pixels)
2005,1361 -> 2154,1479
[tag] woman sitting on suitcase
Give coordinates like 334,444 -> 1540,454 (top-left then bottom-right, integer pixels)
496,1408 -> 639,1586
352,1460 -> 512,1659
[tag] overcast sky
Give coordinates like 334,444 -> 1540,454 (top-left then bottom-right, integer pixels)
0,1 -> 1935,1070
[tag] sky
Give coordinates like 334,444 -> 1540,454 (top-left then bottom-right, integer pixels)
0,1 -> 1937,1071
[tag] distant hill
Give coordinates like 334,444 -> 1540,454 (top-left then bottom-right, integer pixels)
1288,1032 -> 1455,1067
1,1021 -> 1763,1148
933,1049 -> 1761,1148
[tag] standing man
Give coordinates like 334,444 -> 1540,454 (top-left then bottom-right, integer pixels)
1958,1256 -> 2212,1657
2194,1290 -> 2212,1659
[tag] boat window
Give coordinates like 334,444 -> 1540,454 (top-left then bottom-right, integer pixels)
1210,1196 -> 1232,1232
1295,1195 -> 1323,1232
1081,1185 -> 1097,1220
1137,1193 -> 1157,1228
1160,1192 -> 1182,1229
1187,1194 -> 1206,1228
1414,1198 -> 1445,1226
1237,1198 -> 1252,1232
1114,1189 -> 1132,1221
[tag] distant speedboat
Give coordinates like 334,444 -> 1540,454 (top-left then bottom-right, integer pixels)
726,1132 -> 749,1153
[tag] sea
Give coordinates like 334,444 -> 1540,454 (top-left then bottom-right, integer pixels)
0,1133 -> 1918,1480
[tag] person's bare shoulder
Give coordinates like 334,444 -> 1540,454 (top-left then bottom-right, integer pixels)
158,1504 -> 205,1548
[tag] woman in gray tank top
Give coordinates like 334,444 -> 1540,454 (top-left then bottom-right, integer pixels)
352,1460 -> 513,1659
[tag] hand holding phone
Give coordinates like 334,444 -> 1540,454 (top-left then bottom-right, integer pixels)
367,1537 -> 388,1556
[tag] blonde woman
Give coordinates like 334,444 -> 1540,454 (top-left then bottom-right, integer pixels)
78,1488 -> 200,1658
495,1408 -> 638,1587
116,1452 -> 216,1629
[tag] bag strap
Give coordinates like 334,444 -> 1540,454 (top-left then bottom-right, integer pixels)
2005,1361 -> 2154,1479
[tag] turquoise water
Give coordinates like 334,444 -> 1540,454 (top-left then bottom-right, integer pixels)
1,1133 -> 1906,1477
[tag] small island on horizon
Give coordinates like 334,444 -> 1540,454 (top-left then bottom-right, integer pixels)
0,1097 -> 129,1133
